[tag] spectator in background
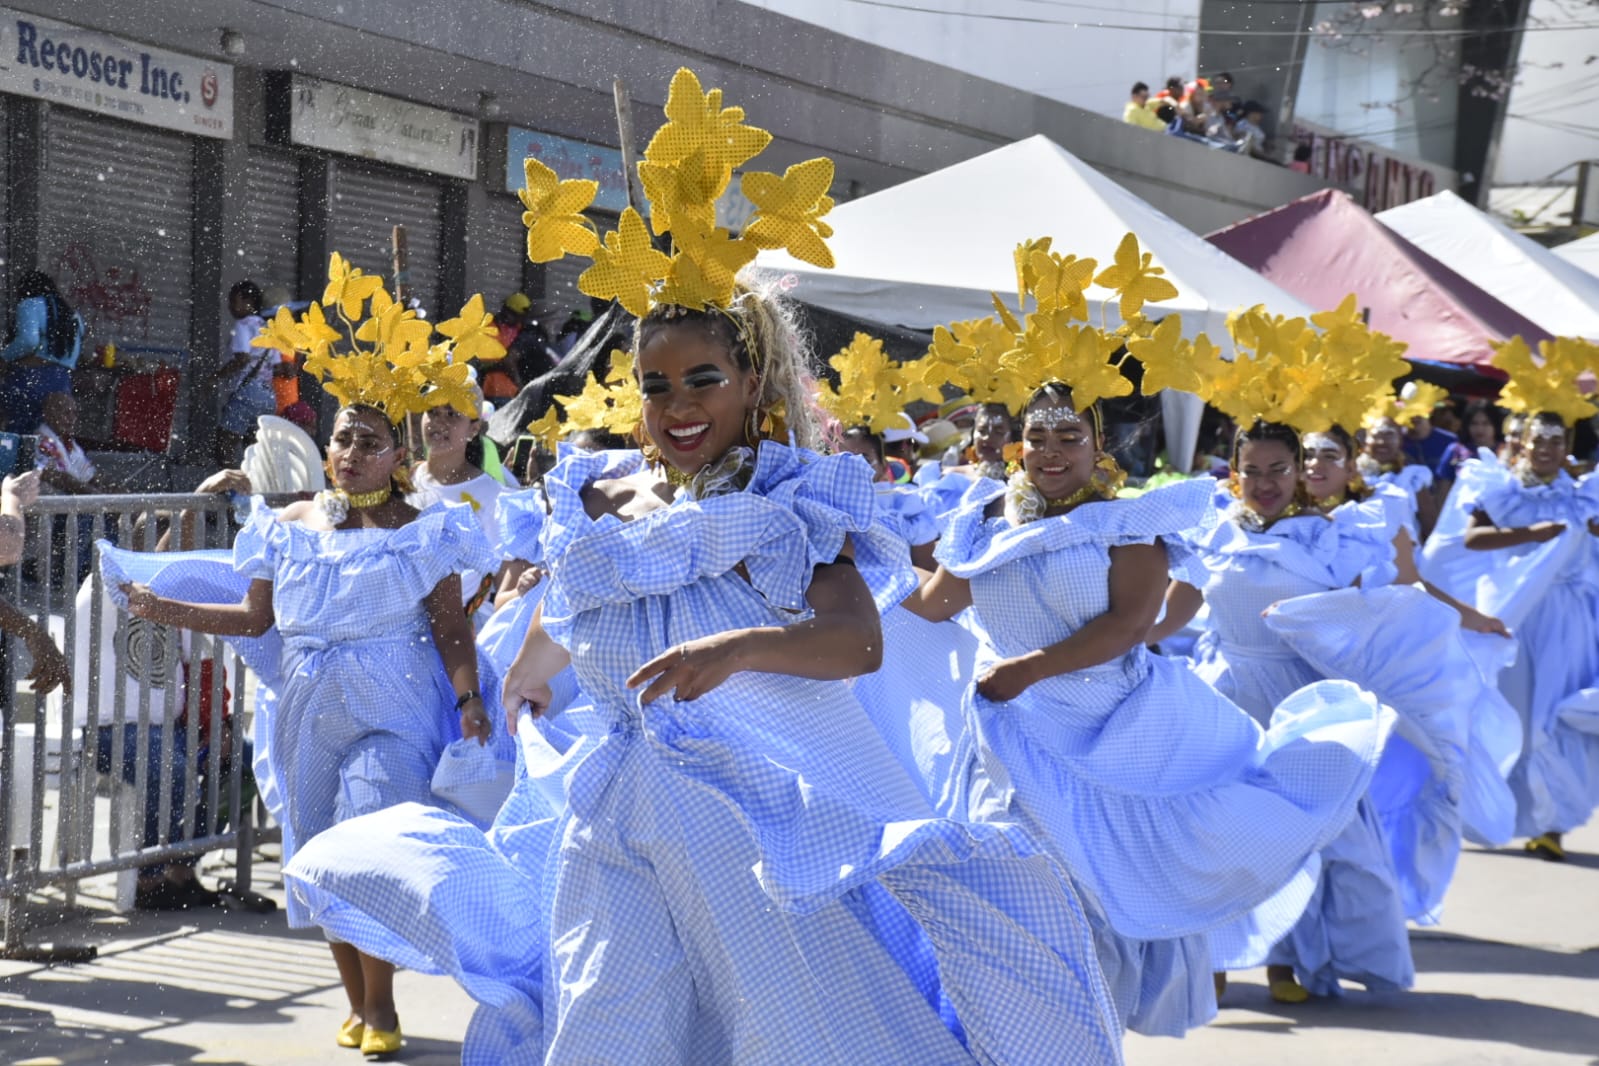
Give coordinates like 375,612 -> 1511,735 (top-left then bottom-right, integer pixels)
1177,79 -> 1213,134
1,272 -> 85,435
1289,142 -> 1314,174
481,293 -> 530,405
1236,101 -> 1272,159
262,285 -> 303,417
553,307 -> 594,359
1155,76 -> 1185,110
280,401 -> 319,441
1208,72 -> 1237,111
1462,400 -> 1502,453
1123,82 -> 1165,131
216,280 -> 273,466
36,390 -> 108,587
1402,402 -> 1467,485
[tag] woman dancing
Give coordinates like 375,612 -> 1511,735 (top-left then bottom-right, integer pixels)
901,383 -> 1385,1034
107,261 -> 506,1057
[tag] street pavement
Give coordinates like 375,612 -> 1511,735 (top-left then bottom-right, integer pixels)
1,823 -> 1595,1064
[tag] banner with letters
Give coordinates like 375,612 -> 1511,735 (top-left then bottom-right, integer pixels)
288,73 -> 478,180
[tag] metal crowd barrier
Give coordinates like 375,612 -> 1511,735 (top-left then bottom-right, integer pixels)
0,492 -> 295,957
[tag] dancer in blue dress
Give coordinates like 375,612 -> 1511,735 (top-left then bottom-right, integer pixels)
1456,409 -> 1599,860
1297,425 -> 1519,905
114,404 -> 497,1057
902,384 -> 1387,1035
106,259 -> 513,1058
1156,420 -> 1422,1004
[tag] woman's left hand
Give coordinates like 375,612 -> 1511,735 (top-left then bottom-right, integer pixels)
627,631 -> 748,705
1459,606 -> 1511,638
458,699 -> 492,745
975,657 -> 1036,703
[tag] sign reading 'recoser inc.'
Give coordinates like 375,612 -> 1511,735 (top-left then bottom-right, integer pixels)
289,74 -> 478,180
0,8 -> 232,138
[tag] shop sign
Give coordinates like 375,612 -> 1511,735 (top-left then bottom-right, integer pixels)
0,7 -> 232,138
289,73 -> 478,180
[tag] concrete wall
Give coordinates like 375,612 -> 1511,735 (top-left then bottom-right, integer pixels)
9,0 -> 1327,232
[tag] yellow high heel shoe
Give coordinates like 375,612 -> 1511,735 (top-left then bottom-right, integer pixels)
336,1015 -> 365,1049
360,1020 -> 402,1059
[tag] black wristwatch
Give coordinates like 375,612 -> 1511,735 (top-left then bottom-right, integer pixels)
454,690 -> 483,710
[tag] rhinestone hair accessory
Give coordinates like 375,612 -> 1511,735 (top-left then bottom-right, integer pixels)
1022,406 -> 1085,430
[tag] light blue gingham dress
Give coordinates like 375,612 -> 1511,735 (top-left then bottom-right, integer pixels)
287,442 -> 1124,1066
1264,484 -> 1517,924
1175,509 -> 1415,994
852,483 -> 977,808
101,500 -> 500,929
937,477 -> 1387,1033
1424,461 -> 1599,837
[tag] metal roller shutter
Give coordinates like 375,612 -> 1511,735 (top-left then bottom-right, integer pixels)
0,98 -> 10,310
329,163 -> 443,315
538,252 -> 590,319
474,193 -> 529,308
39,108 -> 194,351
240,149 -> 301,301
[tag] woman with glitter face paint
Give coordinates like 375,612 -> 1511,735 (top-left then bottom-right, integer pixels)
902,385 -> 1386,1036
1152,420 -> 1417,1005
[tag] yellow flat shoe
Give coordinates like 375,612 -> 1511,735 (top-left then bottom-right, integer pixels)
361,1022 -> 402,1059
1269,978 -> 1310,1004
1213,972 -> 1228,1002
336,1015 -> 365,1049
1524,833 -> 1566,862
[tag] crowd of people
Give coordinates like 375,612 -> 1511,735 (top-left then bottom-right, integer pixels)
15,67 -> 1599,1064
1122,73 -> 1281,162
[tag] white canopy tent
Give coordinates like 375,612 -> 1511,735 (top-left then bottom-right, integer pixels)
1378,190 -> 1599,341
757,135 -> 1318,471
1554,230 -> 1599,283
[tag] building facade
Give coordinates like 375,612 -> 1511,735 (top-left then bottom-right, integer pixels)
2,0 -> 1346,462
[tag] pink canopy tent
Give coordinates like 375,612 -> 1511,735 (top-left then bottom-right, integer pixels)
1206,189 -> 1549,375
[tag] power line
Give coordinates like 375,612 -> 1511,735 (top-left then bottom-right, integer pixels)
838,0 -> 1599,35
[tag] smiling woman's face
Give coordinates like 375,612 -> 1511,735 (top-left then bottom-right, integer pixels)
1301,431 -> 1351,501
1020,397 -> 1095,501
1237,438 -> 1298,519
636,324 -> 760,475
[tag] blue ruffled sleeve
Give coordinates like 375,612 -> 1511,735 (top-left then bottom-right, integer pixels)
874,485 -> 939,548
937,476 -> 1215,579
497,486 -> 549,566
746,445 -> 915,610
232,497 -> 283,582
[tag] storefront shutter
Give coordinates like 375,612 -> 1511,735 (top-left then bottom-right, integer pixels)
240,148 -> 302,301
39,107 -> 195,352
329,162 -> 444,315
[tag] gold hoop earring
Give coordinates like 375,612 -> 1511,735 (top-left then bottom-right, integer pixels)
744,409 -> 761,449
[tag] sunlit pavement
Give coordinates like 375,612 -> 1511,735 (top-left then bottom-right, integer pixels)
1129,819 -> 1599,1065
1,822 -> 1596,1064
0,852 -> 474,1065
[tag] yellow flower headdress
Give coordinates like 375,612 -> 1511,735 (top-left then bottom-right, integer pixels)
519,68 -> 835,319
254,253 -> 506,421
1136,294 -> 1411,437
522,350 -> 642,453
903,232 -> 1184,418
1360,380 -> 1449,431
1489,335 -> 1599,425
815,333 -> 914,434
